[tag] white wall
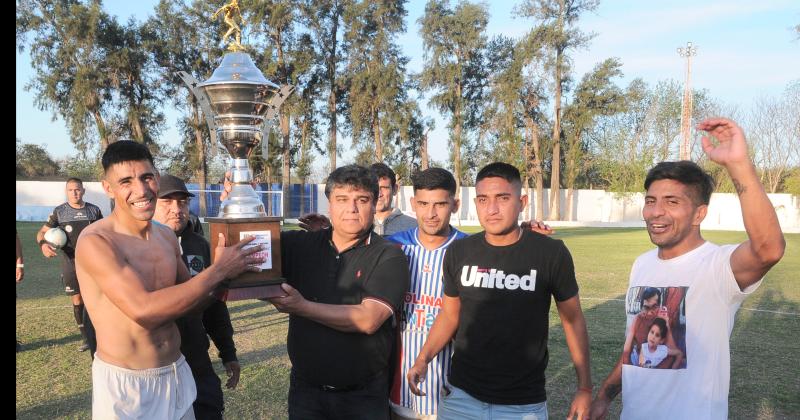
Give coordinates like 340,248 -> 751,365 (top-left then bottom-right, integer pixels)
16,181 -> 111,222
17,181 -> 800,233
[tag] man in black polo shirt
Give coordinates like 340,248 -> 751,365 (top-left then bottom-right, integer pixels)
268,164 -> 410,420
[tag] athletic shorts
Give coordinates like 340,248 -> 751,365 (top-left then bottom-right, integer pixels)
92,353 -> 197,420
61,258 -> 79,296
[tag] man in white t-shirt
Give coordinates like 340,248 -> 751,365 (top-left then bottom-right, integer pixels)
589,118 -> 786,420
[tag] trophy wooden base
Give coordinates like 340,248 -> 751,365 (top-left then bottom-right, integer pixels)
207,216 -> 285,301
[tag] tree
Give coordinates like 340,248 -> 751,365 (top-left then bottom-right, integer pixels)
561,57 -> 625,219
105,17 -> 165,150
16,139 -> 60,178
419,0 -> 489,195
146,0 -> 225,218
249,0 -> 317,216
301,0 -> 351,173
515,0 -> 599,220
19,0 -> 116,152
342,0 -> 408,163
590,78 -> 655,193
747,84 -> 800,193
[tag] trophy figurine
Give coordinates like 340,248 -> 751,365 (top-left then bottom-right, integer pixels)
178,2 -> 293,300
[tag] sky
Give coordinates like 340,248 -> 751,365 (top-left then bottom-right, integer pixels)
15,0 -> 800,173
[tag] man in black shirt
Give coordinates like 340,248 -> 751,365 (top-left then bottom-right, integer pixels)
408,162 -> 592,419
268,164 -> 410,420
36,178 -> 103,351
154,174 -> 240,420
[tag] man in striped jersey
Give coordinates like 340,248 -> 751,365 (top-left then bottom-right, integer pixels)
388,168 -> 467,419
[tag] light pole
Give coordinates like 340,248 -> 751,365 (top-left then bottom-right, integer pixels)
677,41 -> 697,160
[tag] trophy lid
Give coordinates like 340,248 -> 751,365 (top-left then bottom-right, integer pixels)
200,52 -> 280,89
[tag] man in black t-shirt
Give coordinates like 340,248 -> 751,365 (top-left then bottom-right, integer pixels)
36,178 -> 103,351
267,164 -> 409,420
408,162 -> 592,420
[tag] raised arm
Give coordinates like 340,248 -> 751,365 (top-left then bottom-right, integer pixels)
77,232 -> 261,330
557,295 -> 593,420
697,118 -> 785,289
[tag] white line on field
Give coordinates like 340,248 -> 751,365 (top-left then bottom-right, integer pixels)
581,297 -> 799,316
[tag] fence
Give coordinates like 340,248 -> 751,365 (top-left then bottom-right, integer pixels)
15,181 -> 800,232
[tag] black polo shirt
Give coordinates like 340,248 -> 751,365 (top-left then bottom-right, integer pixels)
281,228 -> 409,387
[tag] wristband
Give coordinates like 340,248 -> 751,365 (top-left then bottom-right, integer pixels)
578,387 -> 593,393
16,264 -> 24,268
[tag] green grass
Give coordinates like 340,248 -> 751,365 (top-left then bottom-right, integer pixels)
16,222 -> 800,419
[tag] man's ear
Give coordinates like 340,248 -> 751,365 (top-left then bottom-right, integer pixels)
692,204 -> 708,226
452,198 -> 461,214
102,179 -> 114,199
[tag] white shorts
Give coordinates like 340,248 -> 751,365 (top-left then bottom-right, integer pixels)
92,353 -> 197,420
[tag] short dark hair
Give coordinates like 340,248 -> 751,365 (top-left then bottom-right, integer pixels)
325,164 -> 379,201
644,161 -> 714,205
369,163 -> 397,189
641,287 -> 661,305
476,162 -> 521,187
66,177 -> 83,186
102,141 -> 155,173
412,167 -> 457,197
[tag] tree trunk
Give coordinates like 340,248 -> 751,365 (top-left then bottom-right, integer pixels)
372,106 -> 382,162
549,51 -> 563,221
191,99 -> 208,218
453,84 -> 463,225
92,107 -> 110,151
281,112 -> 291,218
421,129 -> 429,170
327,16 -> 339,173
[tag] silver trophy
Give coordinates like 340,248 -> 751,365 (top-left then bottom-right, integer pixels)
174,4 -> 293,300
179,53 -> 293,218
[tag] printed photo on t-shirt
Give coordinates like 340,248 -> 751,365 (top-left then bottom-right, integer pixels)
623,286 -> 688,369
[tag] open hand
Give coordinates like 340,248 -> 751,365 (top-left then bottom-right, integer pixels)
697,118 -> 750,167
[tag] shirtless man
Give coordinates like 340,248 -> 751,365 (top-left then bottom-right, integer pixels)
76,141 -> 263,419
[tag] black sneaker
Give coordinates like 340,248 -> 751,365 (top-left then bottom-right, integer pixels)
79,342 -> 90,352
16,341 -> 21,352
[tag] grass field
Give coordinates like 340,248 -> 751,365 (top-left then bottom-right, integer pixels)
15,221 -> 800,419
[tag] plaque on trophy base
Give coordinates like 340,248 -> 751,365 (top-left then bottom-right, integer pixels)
207,216 -> 286,301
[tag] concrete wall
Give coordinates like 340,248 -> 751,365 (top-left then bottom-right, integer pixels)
17,181 -> 800,233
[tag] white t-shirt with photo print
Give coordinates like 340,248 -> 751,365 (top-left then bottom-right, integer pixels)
621,242 -> 761,420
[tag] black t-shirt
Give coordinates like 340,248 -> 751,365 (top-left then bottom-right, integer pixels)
174,227 -> 237,377
45,202 -> 103,259
281,228 -> 409,387
442,230 -> 579,405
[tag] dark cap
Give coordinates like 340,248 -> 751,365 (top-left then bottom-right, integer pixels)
158,175 -> 195,198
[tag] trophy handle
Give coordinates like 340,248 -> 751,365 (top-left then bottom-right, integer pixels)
261,84 -> 295,158
178,71 -> 220,159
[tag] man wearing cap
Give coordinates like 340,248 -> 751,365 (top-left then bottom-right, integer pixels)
154,174 -> 241,420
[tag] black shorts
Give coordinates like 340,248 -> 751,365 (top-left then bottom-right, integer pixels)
61,258 -> 80,296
